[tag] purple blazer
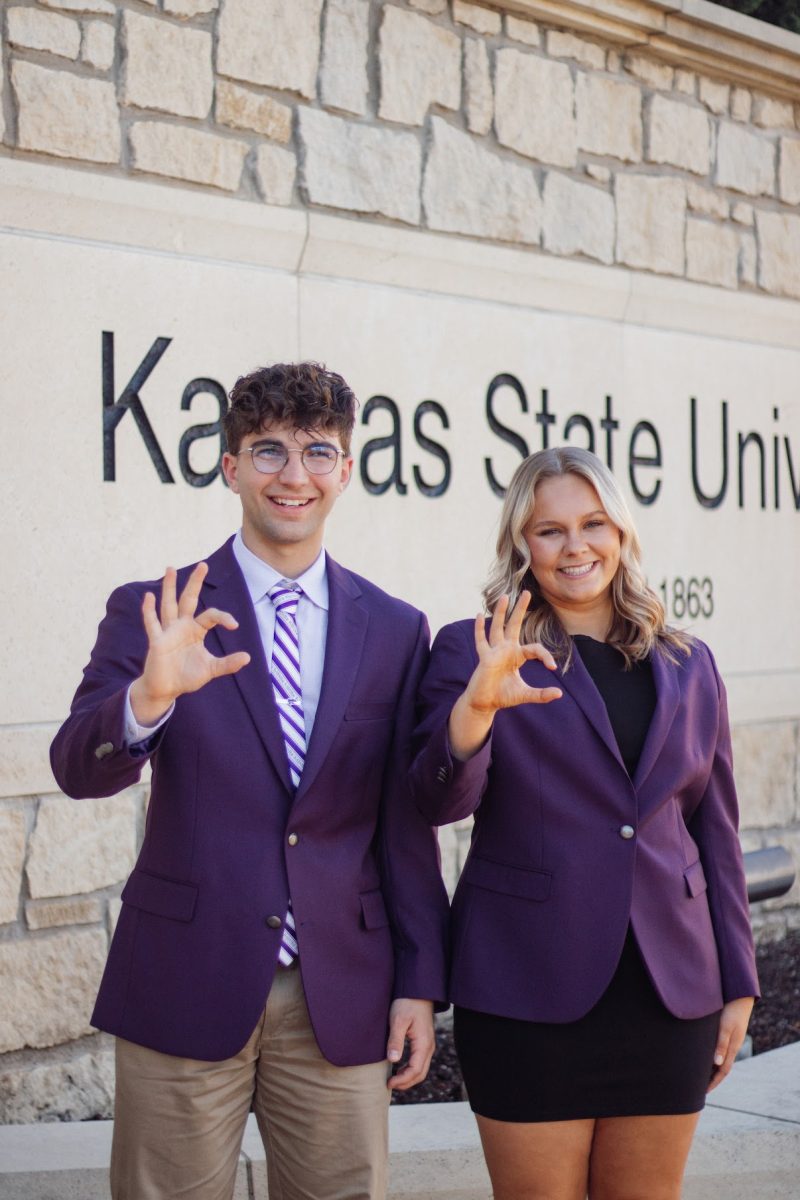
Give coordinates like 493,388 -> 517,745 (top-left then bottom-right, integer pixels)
50,538 -> 449,1065
411,621 -> 758,1023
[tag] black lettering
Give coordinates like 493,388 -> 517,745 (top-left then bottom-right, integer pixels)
178,379 -> 228,488
690,397 -> 728,509
737,431 -> 766,509
534,388 -> 556,449
484,373 -> 529,499
599,395 -> 619,470
563,414 -> 595,452
102,331 -> 174,482
773,407 -> 780,510
784,436 -> 800,510
628,421 -> 662,506
412,401 -> 451,498
359,396 -> 408,496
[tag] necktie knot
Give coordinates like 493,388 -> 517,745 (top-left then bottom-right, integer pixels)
268,583 -> 301,621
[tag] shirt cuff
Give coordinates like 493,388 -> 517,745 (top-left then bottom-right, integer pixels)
124,686 -> 174,746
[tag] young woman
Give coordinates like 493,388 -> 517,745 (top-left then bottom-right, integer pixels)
412,447 -> 757,1200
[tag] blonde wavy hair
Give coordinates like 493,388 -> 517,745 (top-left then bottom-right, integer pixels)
483,447 -> 692,668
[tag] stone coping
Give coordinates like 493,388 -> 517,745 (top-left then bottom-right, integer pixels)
488,0 -> 800,95
4,159 -> 800,362
0,1042 -> 798,1199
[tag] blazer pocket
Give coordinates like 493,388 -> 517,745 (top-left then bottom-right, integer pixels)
464,855 -> 552,902
121,868 -> 198,922
360,889 -> 390,930
684,859 -> 708,898
344,702 -> 395,721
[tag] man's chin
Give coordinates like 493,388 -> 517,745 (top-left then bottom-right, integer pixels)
259,519 -> 316,546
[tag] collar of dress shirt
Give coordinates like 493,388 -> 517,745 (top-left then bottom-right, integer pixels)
231,531 -> 329,611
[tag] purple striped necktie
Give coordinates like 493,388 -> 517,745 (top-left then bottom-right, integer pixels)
268,582 -> 305,966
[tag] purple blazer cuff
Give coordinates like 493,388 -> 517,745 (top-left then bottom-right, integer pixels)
51,686 -> 166,799
411,720 -> 493,826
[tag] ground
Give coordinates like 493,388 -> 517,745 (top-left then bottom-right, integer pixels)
392,930 -> 800,1105
749,929 -> 800,1055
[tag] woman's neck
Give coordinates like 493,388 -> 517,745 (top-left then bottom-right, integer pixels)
552,601 -> 613,642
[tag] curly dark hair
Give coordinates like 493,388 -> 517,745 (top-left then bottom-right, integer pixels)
223,361 -> 358,454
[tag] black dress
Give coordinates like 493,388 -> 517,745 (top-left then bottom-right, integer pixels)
453,636 -> 721,1123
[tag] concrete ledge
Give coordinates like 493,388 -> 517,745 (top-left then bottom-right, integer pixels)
1,1043 -> 798,1199
683,1041 -> 800,1199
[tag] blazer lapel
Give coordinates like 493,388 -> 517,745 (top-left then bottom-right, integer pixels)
202,539 -> 293,794
632,648 -> 681,793
544,649 -> 627,774
295,556 -> 368,800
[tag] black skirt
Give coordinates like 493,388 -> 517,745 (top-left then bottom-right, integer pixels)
453,931 -> 721,1123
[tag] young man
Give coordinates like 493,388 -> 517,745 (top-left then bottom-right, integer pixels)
51,362 -> 449,1200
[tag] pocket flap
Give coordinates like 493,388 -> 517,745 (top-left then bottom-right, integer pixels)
121,869 -> 198,922
684,859 -> 708,898
464,855 -> 552,902
360,889 -> 390,930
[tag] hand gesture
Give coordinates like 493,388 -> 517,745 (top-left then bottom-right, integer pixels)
448,593 -> 561,762
129,563 -> 251,725
464,592 -> 563,715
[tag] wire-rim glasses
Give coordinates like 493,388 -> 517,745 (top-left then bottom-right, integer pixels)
237,442 -> 345,476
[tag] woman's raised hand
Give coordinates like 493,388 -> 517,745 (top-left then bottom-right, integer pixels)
465,592 -> 563,715
129,563 -> 251,726
448,593 -> 562,762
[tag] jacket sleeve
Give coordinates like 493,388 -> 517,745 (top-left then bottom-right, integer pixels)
376,610 -> 451,1005
687,643 -> 760,1003
409,620 -> 493,827
50,583 -> 168,799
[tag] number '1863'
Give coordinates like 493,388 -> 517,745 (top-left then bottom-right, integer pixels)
658,577 -> 714,620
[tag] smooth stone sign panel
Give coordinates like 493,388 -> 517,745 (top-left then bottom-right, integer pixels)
0,232 -> 288,731
309,278 -> 800,729
1,166 -> 798,741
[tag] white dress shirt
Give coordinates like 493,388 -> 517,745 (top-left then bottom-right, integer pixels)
124,532 -> 329,744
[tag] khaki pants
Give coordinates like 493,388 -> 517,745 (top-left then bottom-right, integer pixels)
110,966 -> 391,1200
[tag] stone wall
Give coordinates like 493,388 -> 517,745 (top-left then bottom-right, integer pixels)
0,784 -> 146,1121
1,0 -> 800,1124
733,722 -> 800,939
1,0 -> 800,295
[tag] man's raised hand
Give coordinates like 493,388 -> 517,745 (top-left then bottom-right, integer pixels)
129,563 -> 251,726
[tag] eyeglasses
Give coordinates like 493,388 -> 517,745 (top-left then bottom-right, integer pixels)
237,442 -> 346,476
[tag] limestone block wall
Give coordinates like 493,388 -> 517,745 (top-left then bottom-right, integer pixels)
0,784 -> 147,1122
732,722 -> 800,939
1,0 -> 800,1124
1,0 -> 800,295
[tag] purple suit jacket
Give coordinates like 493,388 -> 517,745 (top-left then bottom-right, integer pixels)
50,539 -> 449,1065
411,621 -> 758,1023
